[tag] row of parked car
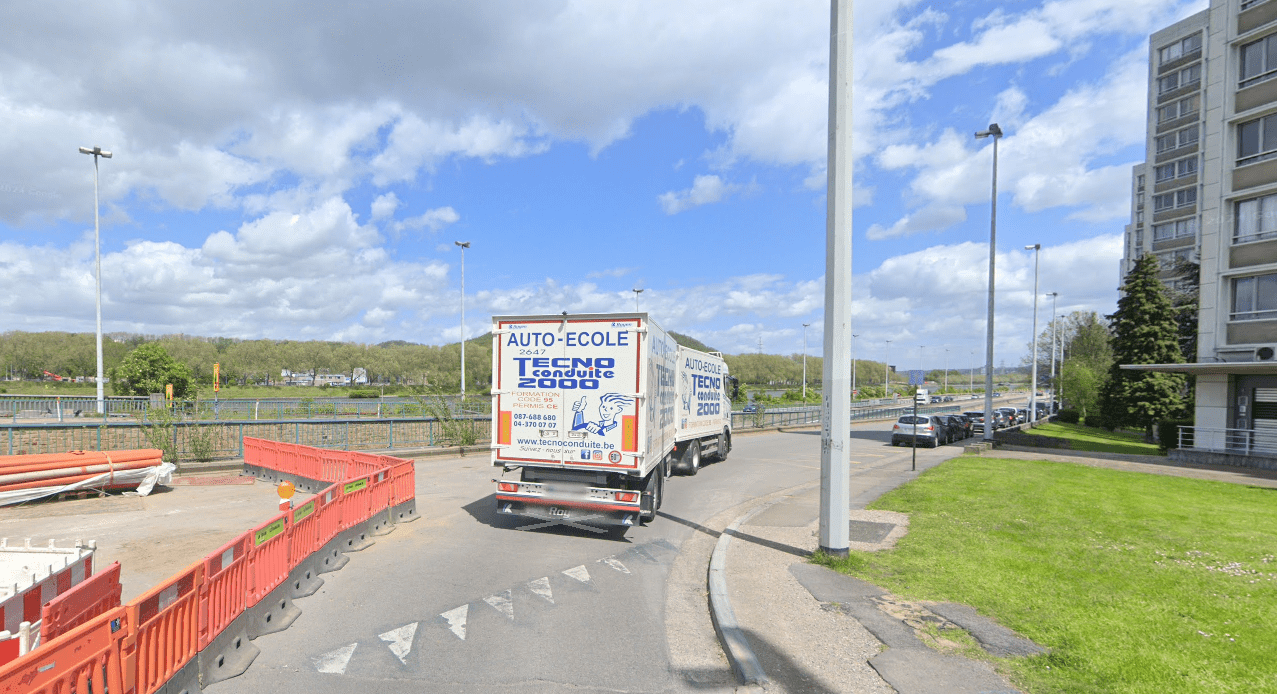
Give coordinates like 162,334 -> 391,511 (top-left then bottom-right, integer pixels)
891,405 -> 1047,447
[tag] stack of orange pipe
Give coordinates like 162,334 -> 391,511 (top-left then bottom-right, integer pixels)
0,449 -> 164,493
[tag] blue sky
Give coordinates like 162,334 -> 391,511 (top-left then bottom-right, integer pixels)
0,0 -> 1207,368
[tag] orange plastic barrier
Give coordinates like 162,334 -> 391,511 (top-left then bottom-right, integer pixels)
125,563 -> 202,694
246,511 -> 291,604
0,607 -> 128,694
317,485 -> 344,547
40,561 -> 122,642
389,461 -> 415,504
287,492 -> 334,570
368,468 -> 393,517
338,473 -> 374,530
349,452 -> 387,480
198,533 -> 252,649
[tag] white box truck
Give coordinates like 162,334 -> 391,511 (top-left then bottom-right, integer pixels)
489,313 -> 732,531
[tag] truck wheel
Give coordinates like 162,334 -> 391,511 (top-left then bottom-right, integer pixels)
640,470 -> 661,523
716,431 -> 729,461
681,440 -> 701,476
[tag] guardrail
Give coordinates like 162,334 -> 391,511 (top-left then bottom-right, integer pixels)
0,440 -> 418,693
2,416 -> 489,460
1177,425 -> 1277,456
0,394 -> 492,421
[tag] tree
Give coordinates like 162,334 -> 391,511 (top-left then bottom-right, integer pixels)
1059,312 -> 1113,420
1097,255 -> 1186,438
112,343 -> 195,398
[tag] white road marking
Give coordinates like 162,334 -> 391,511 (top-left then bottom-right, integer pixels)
440,605 -> 468,640
528,577 -> 554,603
562,565 -> 591,583
600,557 -> 630,574
484,590 -> 515,620
378,622 -> 418,664
313,643 -> 357,674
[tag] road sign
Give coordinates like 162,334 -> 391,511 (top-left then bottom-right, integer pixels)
908,370 -> 924,385
214,362 -> 220,392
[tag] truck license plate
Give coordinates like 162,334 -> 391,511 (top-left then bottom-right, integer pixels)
549,507 -> 568,517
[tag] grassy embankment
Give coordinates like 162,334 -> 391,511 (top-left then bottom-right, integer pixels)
1017,421 -> 1163,456
817,457 -> 1277,693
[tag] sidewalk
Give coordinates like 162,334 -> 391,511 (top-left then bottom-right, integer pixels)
708,445 -> 1276,693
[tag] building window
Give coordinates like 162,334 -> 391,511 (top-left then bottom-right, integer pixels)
1238,114 -> 1277,165
1231,273 -> 1277,321
1154,156 -> 1198,182
1157,94 -> 1200,123
1137,174 -> 1146,191
1236,193 -> 1277,243
1159,34 -> 1202,65
1156,124 -> 1199,153
1158,248 -> 1195,270
1153,188 -> 1197,212
1154,217 -> 1198,241
1135,229 -> 1145,248
1241,35 -> 1277,89
1137,209 -> 1145,224
1158,64 -> 1201,94
1242,0 -> 1270,9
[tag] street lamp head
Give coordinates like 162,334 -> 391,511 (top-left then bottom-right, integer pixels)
455,241 -> 470,249
974,123 -> 1002,139
633,288 -> 643,294
79,146 -> 111,158
1025,244 -> 1040,251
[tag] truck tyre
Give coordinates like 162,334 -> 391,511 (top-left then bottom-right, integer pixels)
716,431 -> 729,461
681,440 -> 701,476
640,469 -> 661,523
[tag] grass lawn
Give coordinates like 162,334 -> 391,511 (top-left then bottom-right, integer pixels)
816,457 -> 1277,693
1025,422 -> 1163,456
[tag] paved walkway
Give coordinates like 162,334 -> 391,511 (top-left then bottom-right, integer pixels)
710,445 -> 1275,693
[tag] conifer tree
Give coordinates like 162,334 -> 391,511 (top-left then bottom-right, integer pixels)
1097,254 -> 1186,438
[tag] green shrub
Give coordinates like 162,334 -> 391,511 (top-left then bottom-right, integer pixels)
1157,418 -> 1193,451
1056,408 -> 1081,424
349,389 -> 380,398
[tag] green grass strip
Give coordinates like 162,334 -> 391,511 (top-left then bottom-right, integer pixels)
816,457 -> 1277,693
1024,422 -> 1163,456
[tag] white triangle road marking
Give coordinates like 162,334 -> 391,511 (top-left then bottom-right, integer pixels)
600,556 -> 630,574
528,577 -> 554,604
562,565 -> 591,584
378,622 -> 418,664
484,590 -> 515,620
440,604 -> 468,640
313,642 -> 357,674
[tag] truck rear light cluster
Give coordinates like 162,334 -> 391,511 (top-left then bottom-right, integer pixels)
497,482 -> 518,493
614,491 -> 638,503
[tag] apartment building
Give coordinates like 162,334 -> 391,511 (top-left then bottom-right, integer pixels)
1124,0 -> 1277,465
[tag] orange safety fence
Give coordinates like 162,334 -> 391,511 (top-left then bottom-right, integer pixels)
3,439 -> 414,694
198,532 -> 252,650
246,511 -> 291,605
125,563 -> 202,694
40,560 -> 122,642
0,607 -> 128,694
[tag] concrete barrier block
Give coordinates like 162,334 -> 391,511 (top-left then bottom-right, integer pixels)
245,581 -> 302,640
335,521 -> 375,553
314,537 -> 350,575
198,612 -> 259,688
368,508 -> 395,537
389,498 -> 419,524
157,655 -> 202,694
287,556 -> 324,599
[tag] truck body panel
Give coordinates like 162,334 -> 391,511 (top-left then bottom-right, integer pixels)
674,346 -> 731,443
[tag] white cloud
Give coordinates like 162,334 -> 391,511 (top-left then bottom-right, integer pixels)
658,175 -> 748,215
370,192 -> 400,221
392,206 -> 460,233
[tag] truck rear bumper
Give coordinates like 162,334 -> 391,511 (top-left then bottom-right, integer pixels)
495,494 -> 641,527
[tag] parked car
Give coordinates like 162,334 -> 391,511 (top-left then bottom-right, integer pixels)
942,396 -> 954,402
990,410 -> 1011,429
996,407 -> 1019,426
945,414 -> 972,439
891,415 -> 943,447
741,404 -> 758,414
930,395 -> 942,404
963,410 -> 987,434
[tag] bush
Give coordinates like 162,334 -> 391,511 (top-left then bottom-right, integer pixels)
349,389 -> 380,398
1157,418 -> 1193,452
1057,408 -> 1081,424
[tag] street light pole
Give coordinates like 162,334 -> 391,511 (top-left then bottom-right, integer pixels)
884,339 -> 892,396
975,123 -> 1003,442
802,323 -> 810,400
1025,244 -> 1041,423
632,288 -> 643,312
79,146 -> 112,415
970,350 -> 976,394
455,241 -> 470,402
1048,292 -> 1059,412
851,333 -> 859,399
944,347 -> 949,394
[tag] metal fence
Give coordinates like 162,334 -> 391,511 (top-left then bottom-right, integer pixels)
2,416 -> 490,461
0,394 -> 491,422
1178,425 -> 1277,456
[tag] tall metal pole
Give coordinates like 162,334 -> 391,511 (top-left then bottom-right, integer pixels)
944,347 -> 949,394
970,350 -> 975,393
818,0 -> 853,558
1048,292 -> 1059,412
884,339 -> 892,396
1026,244 -> 1040,423
802,323 -> 810,400
975,124 -> 1002,441
455,241 -> 470,401
851,333 -> 858,398
633,288 -> 643,312
80,146 -> 111,415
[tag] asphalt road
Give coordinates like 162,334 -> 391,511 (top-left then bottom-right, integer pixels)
208,423 -> 966,694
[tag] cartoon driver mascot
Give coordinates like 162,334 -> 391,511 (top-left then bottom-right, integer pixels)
571,393 -> 634,435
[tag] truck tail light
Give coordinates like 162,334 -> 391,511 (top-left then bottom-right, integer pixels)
615,492 -> 638,503
498,482 -> 519,493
